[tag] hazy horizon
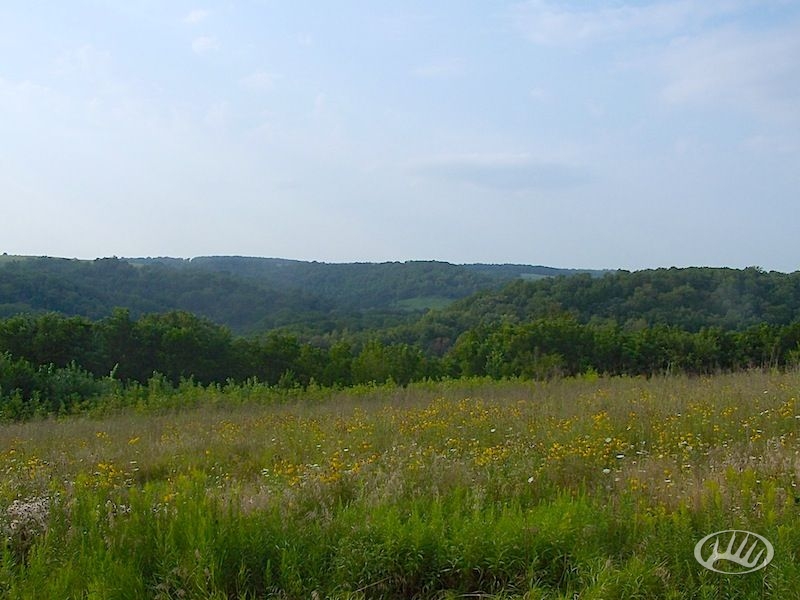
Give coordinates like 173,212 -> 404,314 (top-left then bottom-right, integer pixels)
5,251 -> 796,274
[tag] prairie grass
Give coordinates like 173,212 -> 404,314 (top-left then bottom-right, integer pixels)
1,371 -> 799,598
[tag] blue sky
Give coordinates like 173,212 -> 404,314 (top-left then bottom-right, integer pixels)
2,1 -> 799,271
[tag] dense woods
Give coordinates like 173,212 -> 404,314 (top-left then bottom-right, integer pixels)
0,256 -> 602,333
1,312 -> 799,419
0,256 -> 332,332
1,256 -> 799,418
404,266 -> 800,349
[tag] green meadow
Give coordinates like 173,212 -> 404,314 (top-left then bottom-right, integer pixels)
1,371 -> 799,598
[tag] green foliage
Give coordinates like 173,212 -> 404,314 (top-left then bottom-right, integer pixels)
0,352 -> 113,419
4,258 -> 800,354
351,340 -> 435,386
1,256 -> 554,336
2,260 -> 800,418
410,266 -> 800,354
181,257 -> 528,309
2,308 -> 800,418
445,316 -> 800,379
1,372 -> 799,597
0,256 -> 333,334
0,256 -> 614,341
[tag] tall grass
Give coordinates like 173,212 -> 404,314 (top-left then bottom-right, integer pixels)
1,371 -> 799,597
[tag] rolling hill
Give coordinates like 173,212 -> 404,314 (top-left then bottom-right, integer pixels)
0,255 -> 604,334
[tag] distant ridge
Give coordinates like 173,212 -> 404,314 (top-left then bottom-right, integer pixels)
0,255 -> 605,333
2,256 -> 799,355
125,256 -> 609,310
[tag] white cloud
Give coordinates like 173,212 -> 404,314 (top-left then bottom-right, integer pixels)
512,0 -> 752,47
0,76 -> 70,126
513,1 -> 800,124
528,87 -> 549,102
411,58 -> 464,79
204,101 -> 230,130
184,9 -> 210,25
240,71 -> 277,91
741,133 -> 799,156
659,25 -> 800,122
54,44 -> 112,77
192,35 -> 219,55
413,153 -> 590,191
0,77 -> 54,106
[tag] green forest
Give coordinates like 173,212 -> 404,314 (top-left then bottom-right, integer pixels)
1,256 -> 799,419
0,256 -> 602,332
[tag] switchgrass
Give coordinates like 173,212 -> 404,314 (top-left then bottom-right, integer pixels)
1,371 -> 799,598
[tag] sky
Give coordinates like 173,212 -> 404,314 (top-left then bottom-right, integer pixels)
1,1 -> 799,272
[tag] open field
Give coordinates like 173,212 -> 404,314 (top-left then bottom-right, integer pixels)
1,371 -> 800,598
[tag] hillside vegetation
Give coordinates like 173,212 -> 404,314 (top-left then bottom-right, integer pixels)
0,256 -> 604,334
409,266 -> 800,346
1,257 -> 800,418
130,256 -> 603,310
2,372 -> 800,597
2,256 -> 800,596
2,257 -> 799,342
0,256 -> 328,333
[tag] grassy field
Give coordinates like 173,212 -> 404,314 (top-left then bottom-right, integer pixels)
1,371 -> 799,598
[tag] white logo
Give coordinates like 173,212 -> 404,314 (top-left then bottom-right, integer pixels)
694,530 -> 774,574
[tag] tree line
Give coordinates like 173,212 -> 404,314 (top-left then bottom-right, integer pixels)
0,256 -> 530,332
1,310 -> 800,418
389,266 -> 800,357
5,259 -> 800,349
446,316 -> 800,379
424,267 -> 800,336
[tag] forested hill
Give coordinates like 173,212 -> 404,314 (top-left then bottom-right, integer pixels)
0,255 -> 602,333
0,257 -> 330,332
4,257 -> 798,346
2,259 -> 800,414
128,256 -> 603,310
410,266 -> 800,347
